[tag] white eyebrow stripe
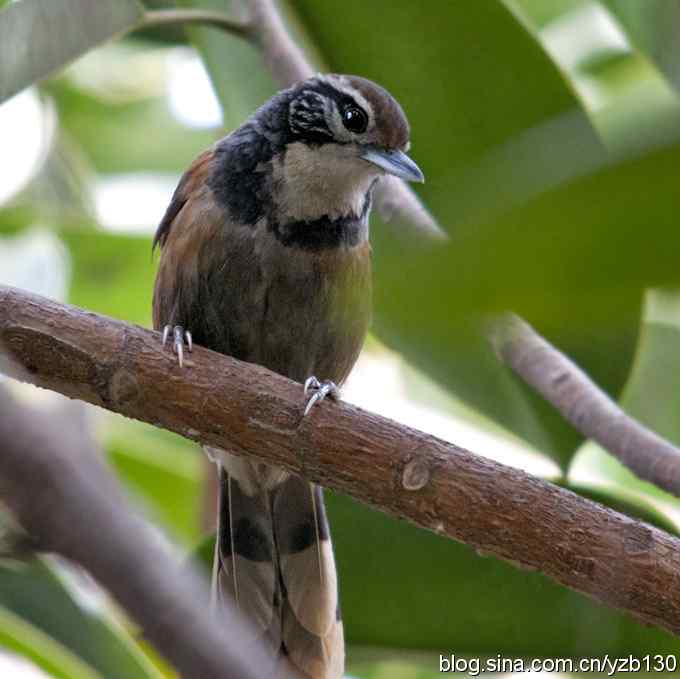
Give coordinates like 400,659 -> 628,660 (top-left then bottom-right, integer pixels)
316,74 -> 376,131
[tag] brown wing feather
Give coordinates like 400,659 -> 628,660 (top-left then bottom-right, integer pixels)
151,149 -> 227,333
152,148 -> 214,251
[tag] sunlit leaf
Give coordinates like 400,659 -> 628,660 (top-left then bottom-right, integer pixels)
0,604 -> 103,679
511,0 -> 680,152
604,0 -> 680,91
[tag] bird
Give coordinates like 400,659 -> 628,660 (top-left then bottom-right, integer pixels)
152,73 -> 423,678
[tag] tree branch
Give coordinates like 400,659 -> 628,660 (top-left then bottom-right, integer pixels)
3,285 -> 680,637
0,382 -> 283,679
491,314 -> 680,497
245,0 -> 444,239
137,9 -> 252,41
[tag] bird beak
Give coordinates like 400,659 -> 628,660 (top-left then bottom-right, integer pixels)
361,147 -> 425,183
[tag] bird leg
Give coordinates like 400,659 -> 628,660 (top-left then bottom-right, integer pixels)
303,376 -> 339,416
162,324 -> 193,368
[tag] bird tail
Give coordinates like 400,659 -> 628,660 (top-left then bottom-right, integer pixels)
213,454 -> 344,679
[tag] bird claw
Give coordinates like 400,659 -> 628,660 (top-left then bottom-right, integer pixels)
162,325 -> 193,368
303,377 -> 339,416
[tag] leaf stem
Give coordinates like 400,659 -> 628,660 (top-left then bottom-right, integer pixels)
138,9 -> 252,41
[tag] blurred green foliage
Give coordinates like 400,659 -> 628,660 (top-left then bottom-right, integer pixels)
3,0 -> 680,677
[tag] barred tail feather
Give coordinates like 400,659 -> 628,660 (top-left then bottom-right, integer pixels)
274,477 -> 344,678
213,452 -> 344,679
215,464 -> 281,647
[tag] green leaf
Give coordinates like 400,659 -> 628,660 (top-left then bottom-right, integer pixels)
0,0 -> 144,104
63,230 -> 155,326
511,0 -> 680,153
0,558 -> 161,679
604,0 -> 680,91
0,604 -> 103,679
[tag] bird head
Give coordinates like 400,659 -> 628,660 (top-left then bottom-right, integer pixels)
207,74 -> 422,232
284,74 -> 423,184
247,74 -> 423,226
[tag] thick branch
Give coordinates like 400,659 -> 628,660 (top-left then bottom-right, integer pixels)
245,0 -> 444,239
492,314 -> 680,497
137,9 -> 252,40
0,384 -> 281,679
3,286 -> 680,636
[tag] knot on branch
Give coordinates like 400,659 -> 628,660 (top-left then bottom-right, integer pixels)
109,368 -> 141,406
402,458 -> 431,491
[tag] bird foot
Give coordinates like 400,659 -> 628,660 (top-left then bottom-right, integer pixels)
303,377 -> 339,416
162,325 -> 192,368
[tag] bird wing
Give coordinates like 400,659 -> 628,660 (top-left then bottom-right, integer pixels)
152,148 -> 215,252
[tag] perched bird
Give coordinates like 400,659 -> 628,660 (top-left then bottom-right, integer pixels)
152,74 -> 423,678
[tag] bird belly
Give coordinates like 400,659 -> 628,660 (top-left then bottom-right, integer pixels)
255,238 -> 372,386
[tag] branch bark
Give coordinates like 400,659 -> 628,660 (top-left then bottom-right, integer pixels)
0,380 -> 284,678
3,285 -> 680,637
492,314 -> 680,497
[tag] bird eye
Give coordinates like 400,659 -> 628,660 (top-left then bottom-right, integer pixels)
341,106 -> 368,134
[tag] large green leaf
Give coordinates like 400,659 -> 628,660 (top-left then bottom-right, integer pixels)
604,0 -> 680,91
0,0 -> 144,104
63,230 -> 155,326
0,559 -> 160,679
511,0 -> 680,153
0,604 -> 103,679
497,0 -> 680,525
